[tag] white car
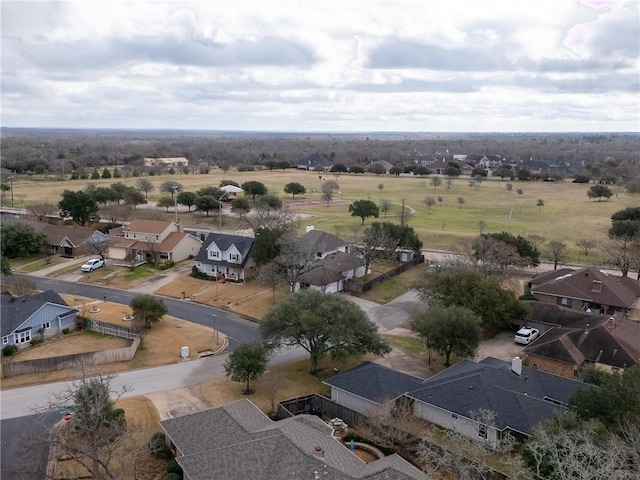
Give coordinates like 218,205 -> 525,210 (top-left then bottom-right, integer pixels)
514,327 -> 540,345
81,258 -> 105,272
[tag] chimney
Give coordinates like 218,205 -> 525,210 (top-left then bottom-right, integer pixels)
306,225 -> 315,233
512,356 -> 522,376
312,446 -> 326,463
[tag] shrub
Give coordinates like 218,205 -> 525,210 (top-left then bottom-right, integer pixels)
237,165 -> 256,172
519,293 -> 537,301
62,328 -> 71,334
190,266 -> 209,280
148,432 -> 172,459
167,459 -> 183,476
167,474 -> 181,480
3,344 -> 18,356
30,338 -> 43,347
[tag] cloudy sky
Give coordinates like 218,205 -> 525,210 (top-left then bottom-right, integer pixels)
2,0 -> 638,132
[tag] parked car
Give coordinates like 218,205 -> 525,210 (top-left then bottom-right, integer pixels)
514,327 -> 539,345
81,258 -> 105,272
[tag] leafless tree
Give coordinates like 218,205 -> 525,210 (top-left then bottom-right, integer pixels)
379,199 -> 391,217
9,276 -> 37,296
27,202 -> 57,222
477,220 -> 487,235
430,177 -> 441,189
86,235 -> 115,261
546,240 -> 568,270
423,196 -> 436,210
352,226 -> 396,275
271,232 -> 319,292
359,399 -> 418,455
135,178 -> 154,198
256,369 -> 288,414
256,261 -> 286,302
466,236 -> 526,276
99,203 -> 130,225
238,204 -> 297,235
457,196 -> 466,208
576,238 -> 596,257
527,234 -> 546,252
603,237 -> 639,278
42,369 -> 130,480
321,179 -> 340,205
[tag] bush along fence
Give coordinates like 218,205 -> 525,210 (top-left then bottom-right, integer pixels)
2,319 -> 140,377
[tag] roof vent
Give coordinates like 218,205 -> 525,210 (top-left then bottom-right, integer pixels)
591,280 -> 602,293
306,225 -> 315,233
512,356 -> 523,376
312,446 -> 326,463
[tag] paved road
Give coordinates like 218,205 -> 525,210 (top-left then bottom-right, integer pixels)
19,275 -> 260,350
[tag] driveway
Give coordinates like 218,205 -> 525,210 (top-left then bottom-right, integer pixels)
475,330 -> 526,362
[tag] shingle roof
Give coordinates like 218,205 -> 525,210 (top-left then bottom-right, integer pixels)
194,233 -> 254,267
406,357 -> 586,435
324,361 -> 425,404
1,290 -> 76,337
524,316 -> 640,369
161,399 -> 427,480
301,229 -> 347,255
300,252 -> 365,286
125,219 -> 175,235
531,267 -> 640,309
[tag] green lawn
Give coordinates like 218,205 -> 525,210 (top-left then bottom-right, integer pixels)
8,168 -> 636,262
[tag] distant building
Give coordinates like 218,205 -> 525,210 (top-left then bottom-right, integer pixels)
143,157 -> 189,168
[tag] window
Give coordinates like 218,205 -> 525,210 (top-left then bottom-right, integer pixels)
2,336 -> 8,345
209,251 -> 220,259
229,253 -> 239,262
14,330 -> 31,344
42,322 -> 51,330
478,424 -> 487,439
557,297 -> 572,307
160,253 -> 169,260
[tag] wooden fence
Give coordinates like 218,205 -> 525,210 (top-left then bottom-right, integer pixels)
345,256 -> 424,294
2,320 -> 140,377
277,393 -> 365,427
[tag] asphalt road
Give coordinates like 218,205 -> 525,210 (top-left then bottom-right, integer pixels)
20,275 -> 261,349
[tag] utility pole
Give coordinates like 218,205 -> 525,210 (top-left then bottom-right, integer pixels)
172,185 -> 179,224
400,198 -> 405,225
218,191 -> 229,233
10,171 -> 15,207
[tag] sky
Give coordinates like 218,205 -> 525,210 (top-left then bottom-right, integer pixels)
1,0 -> 639,132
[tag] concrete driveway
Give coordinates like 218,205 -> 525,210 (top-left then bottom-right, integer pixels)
475,330 -> 526,362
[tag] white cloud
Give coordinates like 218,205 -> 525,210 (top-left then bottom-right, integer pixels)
1,0 -> 638,131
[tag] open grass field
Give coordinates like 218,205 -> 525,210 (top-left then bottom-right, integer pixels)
7,168 -> 638,261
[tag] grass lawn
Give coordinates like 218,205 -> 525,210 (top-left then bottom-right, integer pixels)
355,261 -> 426,304
8,169 -> 635,263
11,255 -> 69,273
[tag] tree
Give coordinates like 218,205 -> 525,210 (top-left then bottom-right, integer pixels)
430,177 -> 442,189
354,223 -> 397,273
609,220 -> 640,241
283,182 -> 306,198
157,196 -> 174,212
603,237 -> 639,277
411,305 -> 482,366
321,179 -> 339,204
176,191 -> 197,212
349,199 -> 380,224
122,187 -> 146,209
423,196 -> 436,210
101,168 -> 112,179
518,169 -> 532,181
506,182 -> 513,192
220,179 -> 240,188
537,198 -> 545,210
256,369 -> 288,414
256,193 -> 282,209
494,165 -> 514,180
349,165 -> 364,174
572,174 -> 591,183
546,240 -> 568,270
26,202 -> 57,222
109,182 -> 128,204
241,180 -> 268,202
224,342 -> 268,394
136,178 -> 154,198
418,269 -> 527,330
194,195 -> 220,216
1,223 -> 46,258
456,196 -> 465,208
260,290 -> 391,374
46,371 -> 128,480
252,227 -> 284,266
59,190 -> 99,226
91,186 -> 118,206
576,238 -> 596,257
379,199 -> 391,217
160,181 -> 183,198
368,163 -> 386,175
485,231 -> 540,267
86,235 -> 114,261
129,294 -> 167,331
330,163 -> 348,173
1,255 -> 10,275
389,166 -> 403,177
469,235 -> 527,275
516,188 -> 524,196
231,197 -> 251,215
587,184 -> 613,201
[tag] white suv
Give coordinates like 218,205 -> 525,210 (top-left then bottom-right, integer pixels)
514,327 -> 539,345
81,258 -> 105,272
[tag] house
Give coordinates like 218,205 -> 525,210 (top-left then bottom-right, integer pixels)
476,155 -> 504,168
424,159 -> 448,175
327,358 -> 587,449
194,233 -> 255,282
324,361 -> 424,416
367,160 -> 394,173
297,251 -> 367,293
415,154 -> 438,167
1,290 -> 79,348
294,228 -> 368,293
161,398 -> 428,480
297,153 -> 329,171
523,315 -> 640,378
529,267 -> 640,320
109,220 -> 201,265
406,357 -> 586,448
41,224 -> 110,258
143,157 -> 189,168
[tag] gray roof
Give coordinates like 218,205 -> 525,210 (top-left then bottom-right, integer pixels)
161,399 -> 427,480
195,233 -> 254,268
407,357 -> 586,435
301,229 -> 347,255
300,251 -> 365,286
324,361 -> 425,404
1,290 -> 76,337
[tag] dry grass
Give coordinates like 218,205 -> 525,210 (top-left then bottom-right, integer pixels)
155,276 -> 290,320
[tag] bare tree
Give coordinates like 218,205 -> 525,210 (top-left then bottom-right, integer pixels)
256,369 -> 288,414
352,225 -> 396,275
527,234 -> 546,252
457,196 -> 466,208
43,370 -> 130,480
576,238 -> 596,257
430,177 -> 442,189
135,178 -> 154,198
271,232 -> 318,292
546,240 -> 568,270
477,220 -> 487,235
603,237 -> 639,277
256,261 -> 286,302
160,180 -> 182,198
238,204 -> 297,235
467,236 -> 526,276
423,196 -> 436,210
9,276 -> 37,296
86,235 -> 115,261
321,179 -> 339,205
379,199 -> 391,217
99,203 -> 130,225
27,202 -> 57,222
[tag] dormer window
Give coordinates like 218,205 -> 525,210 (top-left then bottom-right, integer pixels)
229,253 -> 239,262
591,281 -> 602,293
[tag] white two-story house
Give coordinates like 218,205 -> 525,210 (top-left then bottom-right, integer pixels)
194,233 -> 255,282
